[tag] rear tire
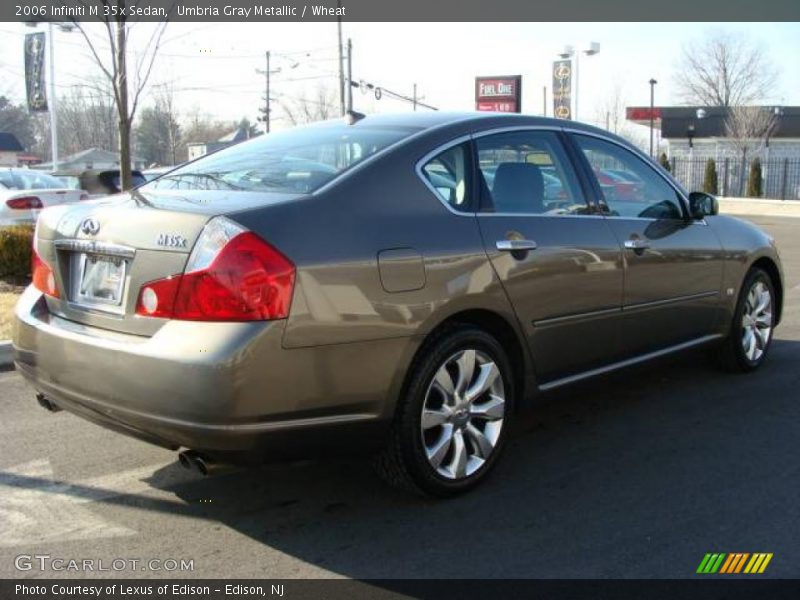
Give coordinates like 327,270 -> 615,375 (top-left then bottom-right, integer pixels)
375,325 -> 514,497
716,267 -> 776,373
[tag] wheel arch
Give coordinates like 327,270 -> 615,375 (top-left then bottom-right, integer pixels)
750,256 -> 784,325
400,308 -> 532,415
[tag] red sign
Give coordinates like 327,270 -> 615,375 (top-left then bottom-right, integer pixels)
475,76 -> 522,113
626,107 -> 662,121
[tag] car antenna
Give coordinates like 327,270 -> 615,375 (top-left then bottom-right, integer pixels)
345,110 -> 366,125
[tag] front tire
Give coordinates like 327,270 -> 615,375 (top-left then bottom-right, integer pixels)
376,325 -> 514,497
716,267 -> 776,372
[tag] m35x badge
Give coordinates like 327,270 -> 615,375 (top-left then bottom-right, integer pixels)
157,233 -> 188,248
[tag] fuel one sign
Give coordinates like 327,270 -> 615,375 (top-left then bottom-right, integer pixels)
475,76 -> 522,113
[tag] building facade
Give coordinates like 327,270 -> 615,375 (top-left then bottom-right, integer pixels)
627,106 -> 800,199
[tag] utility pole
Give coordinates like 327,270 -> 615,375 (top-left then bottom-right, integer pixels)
542,86 -> 546,117
256,51 -> 277,133
346,38 -> 353,112
336,2 -> 345,115
413,84 -> 417,111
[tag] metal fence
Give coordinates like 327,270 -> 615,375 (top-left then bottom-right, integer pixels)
670,157 -> 800,200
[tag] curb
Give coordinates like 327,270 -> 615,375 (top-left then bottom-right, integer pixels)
719,198 -> 800,219
0,341 -> 13,368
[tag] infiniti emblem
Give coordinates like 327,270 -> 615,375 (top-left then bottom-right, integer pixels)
80,217 -> 100,235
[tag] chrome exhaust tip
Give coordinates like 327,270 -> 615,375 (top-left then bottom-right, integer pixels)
36,393 -> 62,413
177,449 -> 210,476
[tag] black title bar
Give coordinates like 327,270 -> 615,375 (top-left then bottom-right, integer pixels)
4,579 -> 800,600
5,0 -> 800,22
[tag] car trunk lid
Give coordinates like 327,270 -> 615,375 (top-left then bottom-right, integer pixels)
35,188 -> 303,336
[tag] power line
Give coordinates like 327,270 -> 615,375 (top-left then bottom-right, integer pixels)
352,79 -> 438,111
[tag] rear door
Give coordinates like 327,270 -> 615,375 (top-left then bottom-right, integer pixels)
569,133 -> 725,356
473,129 -> 625,383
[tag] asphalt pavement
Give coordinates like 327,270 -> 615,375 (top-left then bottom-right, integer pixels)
1,216 -> 798,580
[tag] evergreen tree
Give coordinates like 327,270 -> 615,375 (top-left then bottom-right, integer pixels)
703,158 -> 718,195
658,152 -> 671,172
747,158 -> 763,198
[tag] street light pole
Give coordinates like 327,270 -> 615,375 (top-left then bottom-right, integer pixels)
47,22 -> 59,171
649,78 -> 657,158
265,51 -> 271,133
27,21 -> 73,170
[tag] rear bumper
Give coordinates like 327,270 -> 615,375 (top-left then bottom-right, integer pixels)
13,287 -> 411,460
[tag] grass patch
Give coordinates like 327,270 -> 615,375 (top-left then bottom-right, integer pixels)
0,291 -> 21,340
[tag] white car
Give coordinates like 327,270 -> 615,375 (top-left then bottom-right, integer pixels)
0,169 -> 87,226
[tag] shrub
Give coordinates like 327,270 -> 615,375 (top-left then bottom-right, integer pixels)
658,152 -> 671,172
747,158 -> 763,198
703,158 -> 718,195
0,225 -> 34,282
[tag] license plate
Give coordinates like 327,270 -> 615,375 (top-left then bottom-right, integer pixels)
76,254 -> 127,307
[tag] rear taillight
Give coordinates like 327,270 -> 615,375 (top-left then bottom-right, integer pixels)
7,196 -> 43,210
32,248 -> 59,298
136,217 -> 295,321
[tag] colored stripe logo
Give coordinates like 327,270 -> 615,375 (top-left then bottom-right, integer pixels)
697,553 -> 773,574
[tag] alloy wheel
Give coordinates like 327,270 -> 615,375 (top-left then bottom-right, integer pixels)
741,280 -> 773,362
420,349 -> 505,480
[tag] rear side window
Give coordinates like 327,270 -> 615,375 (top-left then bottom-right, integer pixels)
421,143 -> 470,211
476,130 -> 588,215
145,123 -> 416,195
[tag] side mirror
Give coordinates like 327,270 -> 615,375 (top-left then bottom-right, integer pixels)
688,192 -> 719,219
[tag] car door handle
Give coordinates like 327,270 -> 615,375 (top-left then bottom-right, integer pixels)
623,239 -> 650,250
496,240 -> 538,252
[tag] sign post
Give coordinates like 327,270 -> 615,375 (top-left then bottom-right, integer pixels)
552,60 -> 572,120
475,76 -> 522,113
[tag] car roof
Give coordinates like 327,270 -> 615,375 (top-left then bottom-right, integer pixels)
344,111 -> 612,137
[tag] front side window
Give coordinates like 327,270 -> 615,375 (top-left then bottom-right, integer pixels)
476,130 -> 588,215
145,123 -> 417,196
574,135 -> 684,220
421,143 -> 469,211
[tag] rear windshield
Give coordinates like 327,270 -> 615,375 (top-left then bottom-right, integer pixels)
143,123 -> 416,195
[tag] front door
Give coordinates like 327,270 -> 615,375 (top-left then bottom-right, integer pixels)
473,129 -> 625,383
570,133 -> 726,357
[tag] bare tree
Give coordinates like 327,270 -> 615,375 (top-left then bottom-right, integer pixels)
72,4 -> 171,188
725,105 -> 778,159
154,83 -> 181,165
592,84 -> 650,154
674,30 -> 779,107
725,106 -> 779,193
594,84 -> 629,136
56,81 -> 118,156
180,108 -> 230,162
280,86 -> 338,126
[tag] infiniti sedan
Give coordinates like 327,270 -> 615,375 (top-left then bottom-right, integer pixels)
13,113 -> 783,496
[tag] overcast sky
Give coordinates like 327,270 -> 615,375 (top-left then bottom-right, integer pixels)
1,21 -> 798,135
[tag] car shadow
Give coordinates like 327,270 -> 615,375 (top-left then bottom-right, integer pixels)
3,338 -> 799,579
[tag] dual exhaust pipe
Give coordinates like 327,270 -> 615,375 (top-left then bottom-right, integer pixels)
178,449 -> 226,476
37,393 -> 222,478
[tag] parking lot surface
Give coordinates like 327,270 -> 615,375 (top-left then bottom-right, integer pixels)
1,216 -> 798,579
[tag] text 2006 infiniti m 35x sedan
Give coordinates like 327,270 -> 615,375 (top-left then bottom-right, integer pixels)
14,112 -> 783,496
